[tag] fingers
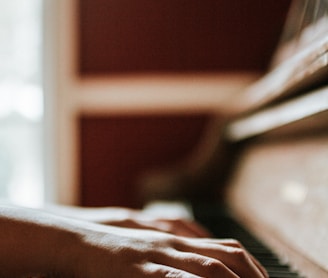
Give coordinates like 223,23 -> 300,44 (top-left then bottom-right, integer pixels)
173,238 -> 268,278
193,238 -> 268,278
152,250 -> 239,278
154,219 -> 212,238
141,262 -> 205,278
174,219 -> 212,237
97,208 -> 211,238
113,217 -> 212,238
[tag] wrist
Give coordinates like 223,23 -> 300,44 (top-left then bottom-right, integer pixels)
50,224 -> 84,277
0,205 -> 89,277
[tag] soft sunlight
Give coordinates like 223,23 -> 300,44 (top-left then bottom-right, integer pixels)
0,0 -> 43,207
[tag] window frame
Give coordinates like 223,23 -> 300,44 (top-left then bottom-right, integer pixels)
43,0 -> 257,205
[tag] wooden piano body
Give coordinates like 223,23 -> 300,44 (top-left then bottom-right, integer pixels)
226,104 -> 328,277
143,1 -> 328,276
224,1 -> 328,275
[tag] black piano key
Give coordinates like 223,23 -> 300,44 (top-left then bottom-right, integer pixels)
192,204 -> 303,278
266,269 -> 301,278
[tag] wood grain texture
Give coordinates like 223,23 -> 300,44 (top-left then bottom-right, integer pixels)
227,135 -> 328,276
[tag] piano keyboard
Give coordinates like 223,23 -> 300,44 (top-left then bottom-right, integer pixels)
192,204 -> 304,278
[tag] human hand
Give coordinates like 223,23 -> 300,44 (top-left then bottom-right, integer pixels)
97,207 -> 212,238
46,205 -> 211,237
0,205 -> 267,278
68,224 -> 268,278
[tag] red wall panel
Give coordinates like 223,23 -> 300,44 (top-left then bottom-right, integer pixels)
78,0 -> 291,74
79,114 -> 210,207
76,1 -> 291,207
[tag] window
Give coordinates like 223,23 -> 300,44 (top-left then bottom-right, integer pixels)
0,0 -> 43,206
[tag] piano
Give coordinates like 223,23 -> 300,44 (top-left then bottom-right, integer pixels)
141,1 -> 328,277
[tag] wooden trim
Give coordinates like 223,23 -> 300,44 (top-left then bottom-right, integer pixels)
75,74 -> 258,115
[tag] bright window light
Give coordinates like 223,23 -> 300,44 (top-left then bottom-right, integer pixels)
0,0 -> 43,207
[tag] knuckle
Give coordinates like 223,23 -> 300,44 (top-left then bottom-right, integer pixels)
202,258 -> 225,274
164,269 -> 184,278
170,237 -> 187,249
225,238 -> 242,247
232,247 -> 249,263
229,239 -> 241,245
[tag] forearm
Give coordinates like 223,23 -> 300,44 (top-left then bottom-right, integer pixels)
0,205 -> 82,277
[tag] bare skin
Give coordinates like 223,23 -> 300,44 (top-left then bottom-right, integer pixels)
0,205 -> 268,278
43,204 -> 211,237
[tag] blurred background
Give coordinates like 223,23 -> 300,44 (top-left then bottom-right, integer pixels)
0,0 -> 291,208
0,0 -> 43,206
